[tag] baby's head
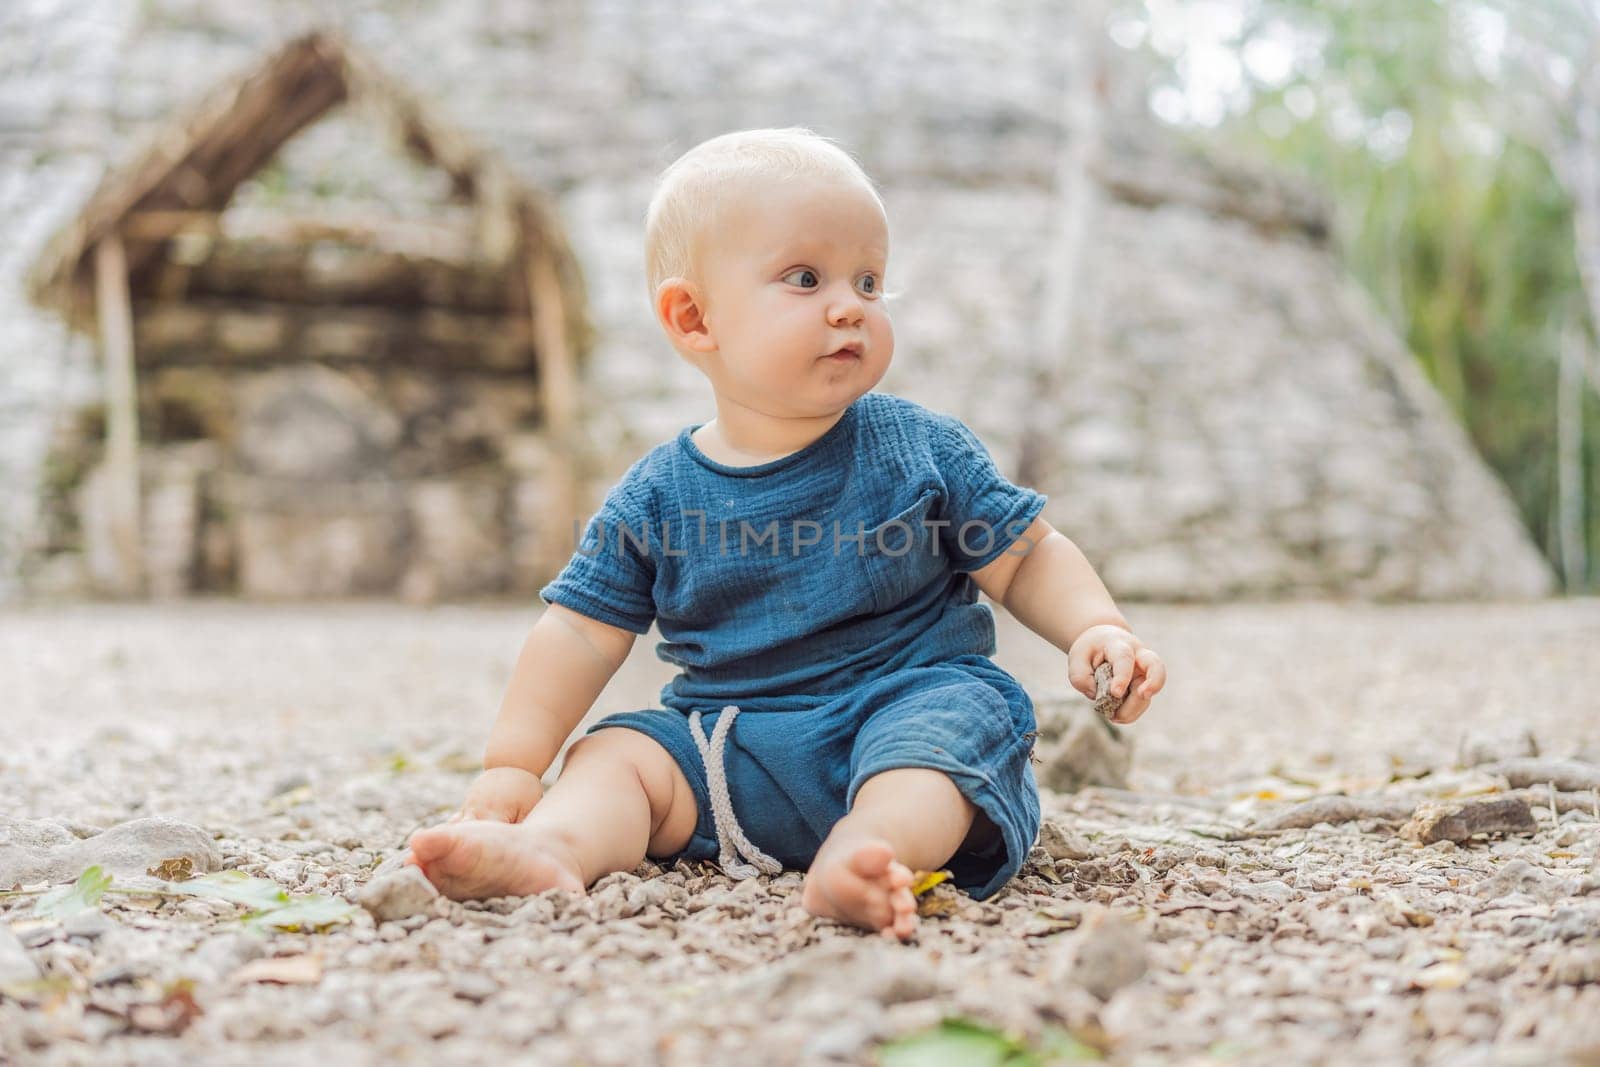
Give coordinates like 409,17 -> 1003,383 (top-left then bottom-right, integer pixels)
645,128 -> 894,418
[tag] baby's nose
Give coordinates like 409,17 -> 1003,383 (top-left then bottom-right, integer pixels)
827,294 -> 865,325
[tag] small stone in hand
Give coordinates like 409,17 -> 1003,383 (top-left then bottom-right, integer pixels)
1092,662 -> 1123,722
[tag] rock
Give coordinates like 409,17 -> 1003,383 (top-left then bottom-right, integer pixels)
1481,758 -> 1600,794
63,911 -> 115,941
0,926 -> 40,986
1546,948 -> 1600,987
264,859 -> 306,887
1038,820 -> 1095,861
187,933 -> 268,983
368,850 -> 412,880
1457,728 -> 1539,767
451,973 -> 500,1002
803,1021 -> 878,1060
0,816 -> 78,882
750,938 -> 948,1007
73,817 -> 223,880
1051,908 -> 1148,1001
340,777 -> 389,812
271,773 -> 311,796
0,816 -> 221,886
1398,797 -> 1536,845
1472,860 -> 1560,902
47,817 -> 106,840
357,865 -> 439,922
1256,794 -> 1416,830
1032,700 -> 1133,793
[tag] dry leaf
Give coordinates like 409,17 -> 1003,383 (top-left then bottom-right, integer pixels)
128,979 -> 202,1035
148,857 -> 195,882
233,954 -> 324,985
909,870 -> 950,897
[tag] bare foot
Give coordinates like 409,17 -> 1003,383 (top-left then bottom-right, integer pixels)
406,820 -> 586,901
801,837 -> 918,941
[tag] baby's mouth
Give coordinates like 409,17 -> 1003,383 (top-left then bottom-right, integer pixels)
823,344 -> 863,361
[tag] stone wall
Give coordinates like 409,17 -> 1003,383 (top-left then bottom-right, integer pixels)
0,0 -> 1555,600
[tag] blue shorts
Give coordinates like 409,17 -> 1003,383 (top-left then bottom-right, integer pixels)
585,656 -> 1041,900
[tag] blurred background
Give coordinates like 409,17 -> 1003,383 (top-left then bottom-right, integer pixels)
0,0 -> 1594,605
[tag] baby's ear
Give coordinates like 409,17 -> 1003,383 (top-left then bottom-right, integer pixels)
655,278 -> 716,353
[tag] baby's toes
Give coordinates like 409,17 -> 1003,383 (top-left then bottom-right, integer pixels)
883,887 -> 918,941
407,826 -> 465,872
845,839 -> 896,881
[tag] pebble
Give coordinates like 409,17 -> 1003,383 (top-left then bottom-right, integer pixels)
264,859 -> 306,887
1038,821 -> 1095,861
0,927 -> 39,985
357,866 -> 439,923
1051,908 -> 1149,1001
452,973 -> 500,1002
63,911 -> 114,941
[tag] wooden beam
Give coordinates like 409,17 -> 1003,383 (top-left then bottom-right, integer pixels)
94,234 -> 145,596
527,251 -> 581,583
122,210 -> 223,242
528,254 -> 578,440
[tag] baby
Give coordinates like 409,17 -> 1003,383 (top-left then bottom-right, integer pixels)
408,128 -> 1166,940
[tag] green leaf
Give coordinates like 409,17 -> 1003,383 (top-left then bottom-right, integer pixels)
385,754 -> 415,774
242,895 -> 361,933
1036,1027 -> 1103,1062
154,871 -> 358,935
32,866 -> 112,920
167,871 -> 289,909
879,1019 -> 1041,1067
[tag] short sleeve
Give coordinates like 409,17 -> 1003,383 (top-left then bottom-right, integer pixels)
538,472 -> 658,634
930,414 -> 1049,572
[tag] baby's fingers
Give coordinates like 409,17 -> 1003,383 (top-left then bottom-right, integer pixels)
1107,644 -> 1139,701
1110,650 -> 1166,724
1133,649 -> 1167,701
1067,644 -> 1100,699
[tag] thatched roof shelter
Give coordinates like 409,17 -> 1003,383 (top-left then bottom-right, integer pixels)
27,28 -> 588,339
23,28 -> 592,598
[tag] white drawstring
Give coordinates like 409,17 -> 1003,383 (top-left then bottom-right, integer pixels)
688,705 -> 783,879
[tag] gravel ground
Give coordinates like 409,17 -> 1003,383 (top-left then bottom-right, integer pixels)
1,598 -> 1598,1065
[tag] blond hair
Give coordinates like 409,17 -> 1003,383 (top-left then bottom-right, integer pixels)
644,127 -> 883,295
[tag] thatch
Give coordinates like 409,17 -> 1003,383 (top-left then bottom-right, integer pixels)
25,27 -> 588,354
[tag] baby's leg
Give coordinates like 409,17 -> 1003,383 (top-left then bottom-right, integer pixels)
409,727 -> 698,901
802,767 -> 987,941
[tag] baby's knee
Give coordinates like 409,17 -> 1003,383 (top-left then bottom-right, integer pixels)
567,727 -> 698,855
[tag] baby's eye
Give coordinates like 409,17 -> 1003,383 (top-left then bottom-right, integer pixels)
781,268 -> 819,288
856,273 -> 880,297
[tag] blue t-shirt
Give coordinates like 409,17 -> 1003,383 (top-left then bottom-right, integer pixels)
539,391 -> 1048,713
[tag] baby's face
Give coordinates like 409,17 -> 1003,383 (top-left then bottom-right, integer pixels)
691,176 -> 893,418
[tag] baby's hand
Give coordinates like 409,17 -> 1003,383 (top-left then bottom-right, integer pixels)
1068,624 -> 1166,725
453,766 -> 546,824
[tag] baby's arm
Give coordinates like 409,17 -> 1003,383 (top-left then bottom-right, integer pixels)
454,603 -> 638,822
968,515 -> 1166,724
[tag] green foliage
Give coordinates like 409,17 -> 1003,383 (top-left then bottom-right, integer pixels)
878,1019 -> 1101,1066
171,871 -> 360,933
167,870 -> 292,909
13,867 -> 358,934
1125,0 -> 1599,590
31,865 -> 112,920
242,895 -> 361,933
